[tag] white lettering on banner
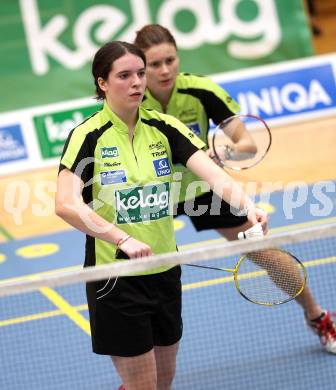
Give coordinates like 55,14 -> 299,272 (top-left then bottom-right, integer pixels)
0,149 -> 26,160
308,80 -> 332,107
19,0 -> 281,75
237,80 -> 332,116
0,131 -> 26,161
159,0 -> 281,56
158,0 -> 218,49
223,0 -> 280,58
45,112 -> 84,142
20,0 -> 128,75
0,131 -> 20,150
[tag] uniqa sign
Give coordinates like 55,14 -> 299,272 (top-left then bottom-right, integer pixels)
238,80 -> 333,115
219,64 -> 336,118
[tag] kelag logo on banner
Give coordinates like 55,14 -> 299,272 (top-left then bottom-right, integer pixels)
33,104 -> 101,159
220,64 -> 336,120
0,125 -> 28,164
0,0 -> 313,113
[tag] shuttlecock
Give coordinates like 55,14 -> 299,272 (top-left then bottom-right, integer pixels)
238,223 -> 264,240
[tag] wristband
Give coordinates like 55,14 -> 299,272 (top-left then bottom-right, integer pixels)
117,234 -> 131,248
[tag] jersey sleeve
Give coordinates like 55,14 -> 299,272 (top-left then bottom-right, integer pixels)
142,112 -> 206,166
58,126 -> 94,184
180,74 -> 240,125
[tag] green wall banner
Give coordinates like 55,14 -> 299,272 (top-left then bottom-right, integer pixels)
0,0 -> 313,113
2,54 -> 336,176
33,104 -> 101,159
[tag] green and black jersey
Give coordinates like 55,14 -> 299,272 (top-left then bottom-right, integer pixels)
59,102 -> 205,274
141,73 -> 240,202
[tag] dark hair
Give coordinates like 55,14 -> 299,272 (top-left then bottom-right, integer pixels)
92,41 -> 146,100
134,24 -> 177,51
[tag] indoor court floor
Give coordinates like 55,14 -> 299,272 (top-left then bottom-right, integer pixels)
0,115 -> 336,389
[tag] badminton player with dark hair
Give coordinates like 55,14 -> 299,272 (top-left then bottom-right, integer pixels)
55,40 -> 268,390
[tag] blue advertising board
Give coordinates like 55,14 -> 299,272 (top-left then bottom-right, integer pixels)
0,124 -> 28,164
219,63 -> 336,120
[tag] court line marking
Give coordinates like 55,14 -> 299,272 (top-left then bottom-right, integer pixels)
39,287 -> 91,335
0,225 -> 14,241
1,256 -> 335,328
0,304 -> 87,327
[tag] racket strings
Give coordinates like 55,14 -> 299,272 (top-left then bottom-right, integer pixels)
212,114 -> 271,170
213,130 -> 267,162
236,249 -> 305,305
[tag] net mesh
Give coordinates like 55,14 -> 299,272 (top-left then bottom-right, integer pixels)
0,223 -> 335,390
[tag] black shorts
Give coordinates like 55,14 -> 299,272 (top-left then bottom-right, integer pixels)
175,190 -> 247,231
86,266 -> 182,357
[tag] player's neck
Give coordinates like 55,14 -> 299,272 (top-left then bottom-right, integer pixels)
152,88 -> 173,113
111,106 -> 138,132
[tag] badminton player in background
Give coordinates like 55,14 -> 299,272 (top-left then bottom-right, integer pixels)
134,24 -> 336,354
55,41 -> 268,390
134,24 -> 261,240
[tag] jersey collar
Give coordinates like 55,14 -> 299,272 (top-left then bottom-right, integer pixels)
102,101 -> 143,134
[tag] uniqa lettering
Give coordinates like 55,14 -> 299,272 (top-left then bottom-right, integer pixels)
237,80 -> 332,116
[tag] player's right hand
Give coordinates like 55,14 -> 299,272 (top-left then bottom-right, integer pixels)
247,207 -> 268,235
119,237 -> 153,258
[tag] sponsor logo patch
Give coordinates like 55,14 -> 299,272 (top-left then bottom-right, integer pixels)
100,170 -> 126,185
115,183 -> 170,224
186,122 -> 201,136
101,146 -> 119,158
151,150 -> 167,158
148,140 -> 164,150
153,157 -> 171,177
103,161 -> 121,167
